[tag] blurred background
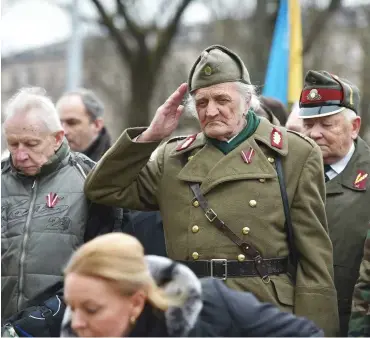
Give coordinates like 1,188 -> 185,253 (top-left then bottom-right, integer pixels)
2,0 -> 370,154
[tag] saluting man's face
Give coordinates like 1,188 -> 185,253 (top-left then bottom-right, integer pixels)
302,112 -> 361,164
194,82 -> 248,141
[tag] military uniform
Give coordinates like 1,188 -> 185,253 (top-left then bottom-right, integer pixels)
84,45 -> 339,336
326,137 -> 370,335
298,70 -> 370,336
348,224 -> 370,337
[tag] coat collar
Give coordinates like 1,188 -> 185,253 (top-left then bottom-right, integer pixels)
5,139 -> 70,178
170,119 -> 289,194
252,118 -> 288,156
83,127 -> 111,162
326,137 -> 370,194
170,119 -> 288,158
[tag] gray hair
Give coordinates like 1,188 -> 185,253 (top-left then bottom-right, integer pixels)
185,81 -> 260,118
342,108 -> 357,122
4,87 -> 63,133
58,88 -> 104,121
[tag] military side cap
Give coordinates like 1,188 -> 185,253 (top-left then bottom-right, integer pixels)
187,45 -> 251,93
299,70 -> 360,118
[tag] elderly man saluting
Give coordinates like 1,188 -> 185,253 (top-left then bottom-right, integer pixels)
84,45 -> 339,335
298,70 -> 370,336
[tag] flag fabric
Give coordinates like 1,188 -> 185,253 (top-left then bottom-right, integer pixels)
263,0 -> 303,107
288,0 -> 303,104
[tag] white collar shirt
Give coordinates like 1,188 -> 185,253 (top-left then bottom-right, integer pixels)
326,142 -> 355,180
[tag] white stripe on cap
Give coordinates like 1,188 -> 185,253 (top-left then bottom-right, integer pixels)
299,107 -> 345,119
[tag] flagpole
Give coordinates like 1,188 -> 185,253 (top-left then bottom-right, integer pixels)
66,0 -> 83,91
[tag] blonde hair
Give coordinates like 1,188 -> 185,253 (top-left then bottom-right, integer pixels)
64,233 -> 180,311
4,87 -> 63,133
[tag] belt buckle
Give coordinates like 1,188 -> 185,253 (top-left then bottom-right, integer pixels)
205,208 -> 217,222
210,259 -> 227,280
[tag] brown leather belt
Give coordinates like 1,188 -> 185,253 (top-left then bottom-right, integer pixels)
178,257 -> 288,280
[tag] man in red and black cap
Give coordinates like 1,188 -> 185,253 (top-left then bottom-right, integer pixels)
298,70 -> 370,336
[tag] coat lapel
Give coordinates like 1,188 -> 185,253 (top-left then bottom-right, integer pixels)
326,138 -> 370,194
171,133 -> 214,183
338,138 -> 370,192
326,179 -> 345,195
172,119 -> 289,195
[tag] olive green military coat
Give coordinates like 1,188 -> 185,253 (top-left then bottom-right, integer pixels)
84,118 -> 339,336
325,137 -> 370,336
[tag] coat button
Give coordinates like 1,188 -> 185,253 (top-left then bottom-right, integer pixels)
238,254 -> 245,262
192,252 -> 199,260
242,227 -> 250,235
259,178 -> 266,183
192,225 -> 199,233
188,155 -> 194,161
249,200 -> 257,207
268,157 -> 275,163
192,200 -> 199,207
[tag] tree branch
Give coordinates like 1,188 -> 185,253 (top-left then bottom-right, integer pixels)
116,0 -> 146,46
303,0 -> 343,55
90,0 -> 132,64
153,0 -> 194,70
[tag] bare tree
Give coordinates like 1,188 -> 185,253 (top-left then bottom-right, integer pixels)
89,0 -> 194,127
358,7 -> 370,141
302,0 -> 343,55
195,0 -> 344,88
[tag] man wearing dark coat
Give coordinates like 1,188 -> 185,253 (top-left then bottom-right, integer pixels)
57,88 -> 167,257
298,70 -> 370,336
56,88 -> 111,162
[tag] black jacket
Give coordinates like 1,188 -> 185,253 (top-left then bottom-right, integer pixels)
129,278 -> 323,337
124,210 -> 167,257
61,256 -> 323,337
83,127 -> 111,162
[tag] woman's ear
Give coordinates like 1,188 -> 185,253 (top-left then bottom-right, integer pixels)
130,290 -> 147,320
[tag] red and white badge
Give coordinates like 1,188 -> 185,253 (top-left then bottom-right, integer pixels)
176,134 -> 197,151
353,170 -> 368,189
46,193 -> 59,208
241,148 -> 255,164
271,128 -> 283,149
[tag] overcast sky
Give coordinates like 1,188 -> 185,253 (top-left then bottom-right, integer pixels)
2,0 -> 370,56
1,0 -> 213,56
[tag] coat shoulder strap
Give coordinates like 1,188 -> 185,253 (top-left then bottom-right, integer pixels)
275,156 -> 298,282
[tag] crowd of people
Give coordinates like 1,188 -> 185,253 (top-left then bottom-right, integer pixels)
1,44 -> 370,337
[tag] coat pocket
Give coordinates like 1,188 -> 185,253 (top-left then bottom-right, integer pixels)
270,277 -> 294,307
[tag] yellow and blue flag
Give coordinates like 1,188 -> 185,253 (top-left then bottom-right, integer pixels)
263,0 -> 303,106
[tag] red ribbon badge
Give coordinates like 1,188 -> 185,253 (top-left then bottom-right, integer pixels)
241,148 -> 255,164
176,134 -> 197,151
271,128 -> 283,149
353,170 -> 368,190
46,193 -> 59,208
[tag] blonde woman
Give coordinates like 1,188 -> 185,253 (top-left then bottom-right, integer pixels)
61,233 -> 323,337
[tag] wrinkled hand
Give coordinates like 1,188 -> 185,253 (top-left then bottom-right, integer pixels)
139,83 -> 188,142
